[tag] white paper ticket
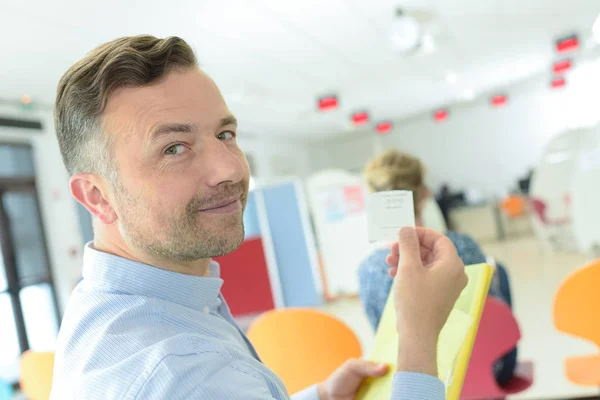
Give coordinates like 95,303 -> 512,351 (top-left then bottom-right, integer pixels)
367,190 -> 416,242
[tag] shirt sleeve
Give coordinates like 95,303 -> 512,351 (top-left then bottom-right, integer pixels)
391,372 -> 445,400
291,373 -> 445,400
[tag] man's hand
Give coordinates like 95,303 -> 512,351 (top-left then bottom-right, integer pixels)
317,359 -> 388,400
387,227 -> 468,376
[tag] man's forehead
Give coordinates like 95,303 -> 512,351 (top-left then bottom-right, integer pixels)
102,69 -> 230,137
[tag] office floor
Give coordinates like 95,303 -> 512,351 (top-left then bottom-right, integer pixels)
321,235 -> 599,400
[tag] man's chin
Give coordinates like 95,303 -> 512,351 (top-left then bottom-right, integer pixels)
207,225 -> 245,258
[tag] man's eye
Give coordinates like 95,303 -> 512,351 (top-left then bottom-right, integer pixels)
164,144 -> 185,155
217,131 -> 235,140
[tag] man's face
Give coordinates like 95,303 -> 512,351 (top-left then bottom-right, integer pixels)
101,68 -> 249,262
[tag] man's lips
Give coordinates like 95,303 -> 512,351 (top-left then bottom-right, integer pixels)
197,196 -> 242,214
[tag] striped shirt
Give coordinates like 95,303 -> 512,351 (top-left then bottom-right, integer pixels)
51,243 -> 444,399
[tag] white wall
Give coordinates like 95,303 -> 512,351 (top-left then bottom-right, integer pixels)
239,136 -> 312,184
0,105 -> 84,315
309,62 -> 600,198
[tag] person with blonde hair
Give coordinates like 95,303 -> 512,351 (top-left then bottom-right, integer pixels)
359,149 -> 517,386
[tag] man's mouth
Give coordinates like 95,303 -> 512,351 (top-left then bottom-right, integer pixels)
197,195 -> 242,214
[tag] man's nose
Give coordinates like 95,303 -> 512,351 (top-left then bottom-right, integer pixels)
201,139 -> 245,188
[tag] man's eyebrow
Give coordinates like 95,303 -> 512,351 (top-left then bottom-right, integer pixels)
219,115 -> 238,128
149,123 -> 197,141
149,115 -> 237,141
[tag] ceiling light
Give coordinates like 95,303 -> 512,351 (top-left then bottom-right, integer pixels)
555,35 -> 579,54
420,34 -> 436,54
318,95 -> 339,112
551,77 -> 566,89
460,89 -> 475,101
351,111 -> 370,126
375,122 -> 393,134
433,109 -> 449,122
593,14 -> 600,44
389,9 -> 422,53
445,72 -> 458,85
491,95 -> 508,107
553,59 -> 573,75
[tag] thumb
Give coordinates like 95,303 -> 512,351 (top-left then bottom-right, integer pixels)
344,359 -> 389,377
398,227 -> 421,268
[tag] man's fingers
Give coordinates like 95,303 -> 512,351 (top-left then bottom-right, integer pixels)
420,246 -> 430,265
386,253 -> 399,267
388,227 -> 454,272
390,242 -> 399,257
413,227 -> 445,251
344,359 -> 389,377
391,228 -> 446,253
462,273 -> 469,290
388,267 -> 398,278
397,227 -> 421,269
388,241 -> 438,268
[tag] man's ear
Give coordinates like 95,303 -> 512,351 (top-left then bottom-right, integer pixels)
70,174 -> 117,225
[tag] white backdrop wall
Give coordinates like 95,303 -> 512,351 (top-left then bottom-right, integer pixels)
309,63 -> 600,198
239,136 -> 312,184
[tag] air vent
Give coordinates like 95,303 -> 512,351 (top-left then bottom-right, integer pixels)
0,117 -> 43,131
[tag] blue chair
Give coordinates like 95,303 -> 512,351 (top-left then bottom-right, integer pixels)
0,380 -> 13,400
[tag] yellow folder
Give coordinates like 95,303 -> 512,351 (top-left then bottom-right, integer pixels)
357,263 -> 494,400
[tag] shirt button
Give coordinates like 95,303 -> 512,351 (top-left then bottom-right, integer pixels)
203,306 -> 210,313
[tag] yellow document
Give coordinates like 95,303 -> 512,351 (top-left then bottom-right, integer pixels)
357,263 -> 494,400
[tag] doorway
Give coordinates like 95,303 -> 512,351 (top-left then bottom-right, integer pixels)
0,177 -> 60,383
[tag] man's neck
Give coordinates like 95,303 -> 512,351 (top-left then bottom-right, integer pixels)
92,235 -> 213,278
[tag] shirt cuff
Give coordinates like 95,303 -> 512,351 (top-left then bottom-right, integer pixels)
391,372 -> 445,400
290,384 -> 319,400
289,373 -> 444,400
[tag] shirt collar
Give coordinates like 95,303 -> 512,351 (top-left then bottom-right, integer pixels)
81,242 -> 223,312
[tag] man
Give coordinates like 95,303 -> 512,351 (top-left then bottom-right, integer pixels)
50,35 -> 468,399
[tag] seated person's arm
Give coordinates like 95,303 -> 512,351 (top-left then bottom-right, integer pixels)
447,232 -> 513,306
358,250 -> 395,331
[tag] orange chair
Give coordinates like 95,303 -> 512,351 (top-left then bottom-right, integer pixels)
247,308 -> 362,394
500,195 -> 527,219
554,259 -> 600,386
20,351 -> 55,400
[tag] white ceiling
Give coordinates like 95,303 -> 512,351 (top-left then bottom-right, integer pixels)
0,0 -> 598,139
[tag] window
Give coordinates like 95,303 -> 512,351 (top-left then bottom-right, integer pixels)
0,144 -> 59,383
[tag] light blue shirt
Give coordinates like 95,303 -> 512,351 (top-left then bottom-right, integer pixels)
51,243 -> 445,399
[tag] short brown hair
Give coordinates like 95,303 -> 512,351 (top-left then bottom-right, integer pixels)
363,149 -> 427,213
54,35 -> 198,177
